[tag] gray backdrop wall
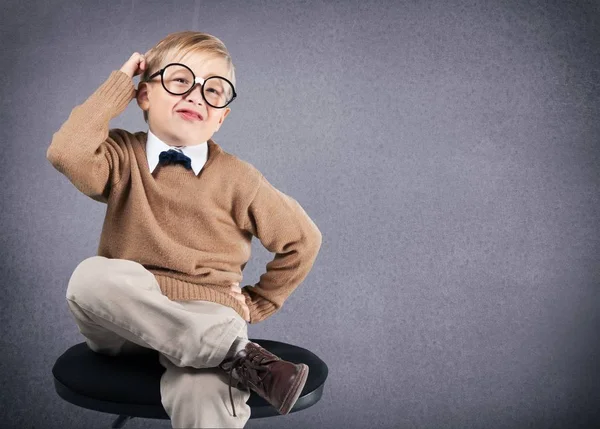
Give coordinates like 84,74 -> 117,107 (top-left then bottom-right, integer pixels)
1,0 -> 598,428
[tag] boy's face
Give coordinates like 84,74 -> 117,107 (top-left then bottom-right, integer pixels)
136,52 -> 232,147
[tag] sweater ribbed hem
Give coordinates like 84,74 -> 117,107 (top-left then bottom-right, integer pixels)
152,273 -> 248,322
150,273 -> 280,324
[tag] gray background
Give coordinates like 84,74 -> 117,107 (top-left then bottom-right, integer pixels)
1,0 -> 599,428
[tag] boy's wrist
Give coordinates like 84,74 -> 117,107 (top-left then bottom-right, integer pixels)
118,68 -> 133,79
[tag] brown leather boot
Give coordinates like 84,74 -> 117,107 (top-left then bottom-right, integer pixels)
218,341 -> 309,417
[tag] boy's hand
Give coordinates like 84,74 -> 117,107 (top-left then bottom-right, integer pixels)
119,52 -> 146,79
228,283 -> 250,322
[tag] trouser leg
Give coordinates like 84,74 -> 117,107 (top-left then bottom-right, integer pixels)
158,302 -> 251,428
65,256 -> 246,368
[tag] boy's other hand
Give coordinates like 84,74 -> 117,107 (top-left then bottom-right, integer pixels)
228,283 -> 250,322
120,52 -> 146,79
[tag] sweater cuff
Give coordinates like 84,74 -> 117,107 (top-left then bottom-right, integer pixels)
242,286 -> 279,324
89,70 -> 136,119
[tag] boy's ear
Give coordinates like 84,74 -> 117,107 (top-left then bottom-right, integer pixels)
136,82 -> 150,112
215,107 -> 231,132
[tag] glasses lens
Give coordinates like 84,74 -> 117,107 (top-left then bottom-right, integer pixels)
163,64 -> 234,108
163,64 -> 194,94
203,77 -> 234,108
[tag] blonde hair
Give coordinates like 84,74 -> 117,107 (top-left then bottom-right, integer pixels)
140,31 -> 236,123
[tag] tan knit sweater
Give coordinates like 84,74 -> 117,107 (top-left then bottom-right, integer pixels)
46,70 -> 322,324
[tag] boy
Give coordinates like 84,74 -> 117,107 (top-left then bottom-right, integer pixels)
47,31 -> 322,428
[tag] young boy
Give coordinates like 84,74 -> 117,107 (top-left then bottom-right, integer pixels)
47,31 -> 322,428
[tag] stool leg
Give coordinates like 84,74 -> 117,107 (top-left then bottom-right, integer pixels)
111,415 -> 133,428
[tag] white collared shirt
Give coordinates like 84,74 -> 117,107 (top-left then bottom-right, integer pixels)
146,129 -> 208,176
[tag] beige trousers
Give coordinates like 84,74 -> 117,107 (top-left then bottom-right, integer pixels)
65,256 -> 251,428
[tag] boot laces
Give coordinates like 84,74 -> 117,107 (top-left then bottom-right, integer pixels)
221,348 -> 277,417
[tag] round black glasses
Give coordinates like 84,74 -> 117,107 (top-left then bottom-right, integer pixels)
143,63 -> 237,109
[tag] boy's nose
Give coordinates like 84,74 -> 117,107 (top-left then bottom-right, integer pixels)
184,83 -> 204,102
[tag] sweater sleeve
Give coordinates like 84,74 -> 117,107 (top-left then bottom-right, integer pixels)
46,70 -> 136,203
240,174 -> 322,324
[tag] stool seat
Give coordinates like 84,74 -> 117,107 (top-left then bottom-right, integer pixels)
52,339 -> 328,424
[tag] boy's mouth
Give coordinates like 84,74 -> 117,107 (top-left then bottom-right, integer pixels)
176,109 -> 203,121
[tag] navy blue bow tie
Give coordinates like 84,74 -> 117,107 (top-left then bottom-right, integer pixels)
158,149 -> 192,170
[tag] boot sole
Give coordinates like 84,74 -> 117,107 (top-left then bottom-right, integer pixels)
278,363 -> 309,415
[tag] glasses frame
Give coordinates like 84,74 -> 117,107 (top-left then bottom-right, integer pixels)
143,62 -> 237,109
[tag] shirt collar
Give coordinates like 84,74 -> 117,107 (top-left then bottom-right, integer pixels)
146,128 -> 208,176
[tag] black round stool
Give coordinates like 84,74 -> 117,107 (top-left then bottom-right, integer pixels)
52,338 -> 328,427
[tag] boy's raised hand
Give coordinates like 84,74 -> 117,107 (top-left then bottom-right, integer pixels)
228,283 -> 251,322
119,52 -> 146,79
